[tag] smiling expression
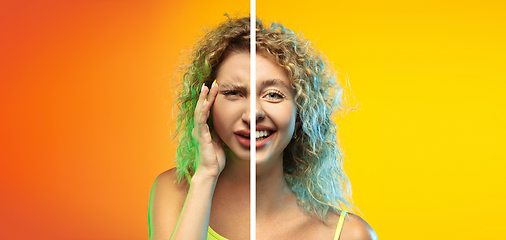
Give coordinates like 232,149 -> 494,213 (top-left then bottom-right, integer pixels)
211,51 -> 298,167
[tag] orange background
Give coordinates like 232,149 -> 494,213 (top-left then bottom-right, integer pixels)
0,0 -> 248,239
1,0 -> 505,239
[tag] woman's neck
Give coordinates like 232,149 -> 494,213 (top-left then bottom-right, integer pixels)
255,156 -> 298,222
216,152 -> 299,222
219,151 -> 251,184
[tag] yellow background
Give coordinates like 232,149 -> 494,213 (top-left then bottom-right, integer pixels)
258,0 -> 506,239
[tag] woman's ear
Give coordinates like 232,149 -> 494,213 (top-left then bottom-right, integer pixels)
292,116 -> 302,140
295,115 -> 302,130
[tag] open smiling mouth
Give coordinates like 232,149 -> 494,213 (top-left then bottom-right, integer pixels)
234,130 -> 276,148
237,130 -> 275,141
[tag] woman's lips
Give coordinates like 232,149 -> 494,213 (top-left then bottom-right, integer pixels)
234,132 -> 275,149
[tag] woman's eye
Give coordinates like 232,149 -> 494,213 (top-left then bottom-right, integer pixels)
264,91 -> 285,100
223,90 -> 241,97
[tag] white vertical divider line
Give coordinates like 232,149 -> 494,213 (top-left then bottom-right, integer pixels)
250,0 -> 256,239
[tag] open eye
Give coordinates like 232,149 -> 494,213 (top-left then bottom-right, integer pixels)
264,90 -> 285,100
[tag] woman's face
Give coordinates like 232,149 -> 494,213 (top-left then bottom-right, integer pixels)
212,51 -> 298,167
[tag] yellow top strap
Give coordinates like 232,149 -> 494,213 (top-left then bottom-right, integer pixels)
208,226 -> 229,240
333,210 -> 348,240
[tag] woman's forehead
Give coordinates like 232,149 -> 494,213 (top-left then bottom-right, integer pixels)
219,81 -> 248,89
219,78 -> 290,89
217,52 -> 291,90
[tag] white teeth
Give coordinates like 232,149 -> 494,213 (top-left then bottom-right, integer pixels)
256,130 -> 270,138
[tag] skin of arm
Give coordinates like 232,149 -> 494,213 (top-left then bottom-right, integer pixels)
148,168 -> 219,240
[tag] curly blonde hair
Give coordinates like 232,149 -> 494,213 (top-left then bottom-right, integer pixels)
172,15 -> 356,220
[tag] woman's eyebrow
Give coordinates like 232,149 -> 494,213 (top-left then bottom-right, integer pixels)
219,79 -> 289,91
220,82 -> 248,91
260,79 -> 290,90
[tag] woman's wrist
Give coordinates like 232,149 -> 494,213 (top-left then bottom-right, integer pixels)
192,169 -> 220,185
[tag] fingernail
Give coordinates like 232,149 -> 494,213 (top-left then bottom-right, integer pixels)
212,79 -> 217,88
201,83 -> 205,93
203,99 -> 207,107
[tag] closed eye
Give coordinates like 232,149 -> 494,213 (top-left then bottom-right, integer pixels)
222,90 -> 243,97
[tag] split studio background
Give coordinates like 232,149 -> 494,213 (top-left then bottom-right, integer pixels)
1,0 -> 505,240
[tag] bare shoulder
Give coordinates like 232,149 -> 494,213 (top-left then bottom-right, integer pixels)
148,168 -> 189,239
340,212 -> 378,240
151,168 -> 189,197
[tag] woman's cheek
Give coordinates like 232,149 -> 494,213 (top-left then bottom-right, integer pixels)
274,103 -> 297,127
211,96 -> 234,137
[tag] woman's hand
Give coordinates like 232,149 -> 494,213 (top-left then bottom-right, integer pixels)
150,82 -> 224,239
192,80 -> 226,179
149,81 -> 224,240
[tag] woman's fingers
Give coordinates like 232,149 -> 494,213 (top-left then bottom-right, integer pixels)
193,83 -> 208,139
196,80 -> 219,141
206,80 -> 219,111
192,80 -> 225,176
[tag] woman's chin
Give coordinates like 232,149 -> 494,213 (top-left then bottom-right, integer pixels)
254,154 -> 276,167
225,149 -> 250,162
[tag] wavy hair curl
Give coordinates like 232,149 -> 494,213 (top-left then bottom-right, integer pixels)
172,15 -> 356,220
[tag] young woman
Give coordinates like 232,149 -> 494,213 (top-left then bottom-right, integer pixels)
149,16 -> 377,240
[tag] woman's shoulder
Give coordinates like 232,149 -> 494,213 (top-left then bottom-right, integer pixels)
148,168 -> 189,221
149,168 -> 192,239
306,210 -> 377,240
285,209 -> 377,240
338,211 -> 378,240
150,168 -> 189,199
149,168 -> 190,239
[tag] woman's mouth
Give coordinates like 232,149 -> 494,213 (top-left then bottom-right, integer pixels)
234,130 -> 276,148
237,130 -> 274,140
255,130 -> 274,140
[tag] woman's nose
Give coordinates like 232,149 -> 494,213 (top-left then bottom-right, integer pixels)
241,105 -> 265,125
256,109 -> 265,120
